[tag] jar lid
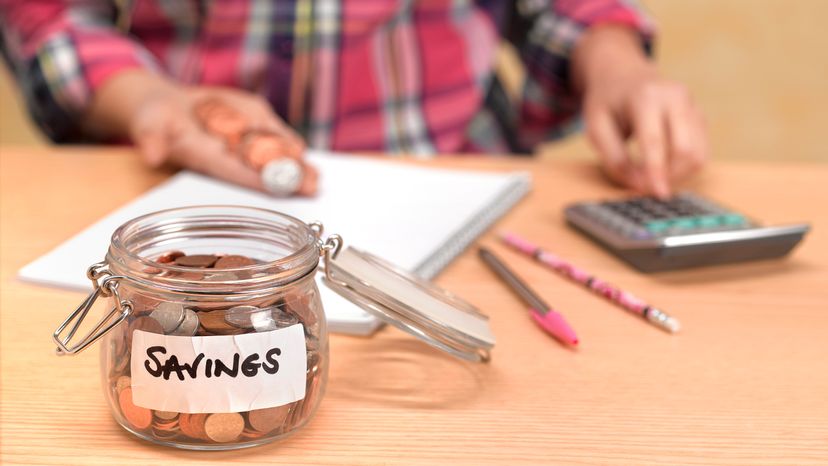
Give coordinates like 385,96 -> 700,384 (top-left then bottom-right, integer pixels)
323,246 -> 495,362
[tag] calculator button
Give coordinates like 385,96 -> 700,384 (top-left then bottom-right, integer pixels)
645,220 -> 672,233
671,217 -> 697,230
696,215 -> 722,228
721,213 -> 747,226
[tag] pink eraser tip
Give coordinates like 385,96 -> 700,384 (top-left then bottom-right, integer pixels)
530,309 -> 579,346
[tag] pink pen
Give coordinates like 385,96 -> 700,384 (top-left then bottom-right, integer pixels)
478,247 -> 578,346
501,232 -> 680,333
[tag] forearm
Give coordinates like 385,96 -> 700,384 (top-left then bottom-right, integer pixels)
571,25 -> 652,96
82,70 -> 179,140
0,1 -> 161,142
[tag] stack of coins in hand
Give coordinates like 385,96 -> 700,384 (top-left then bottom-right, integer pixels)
105,251 -> 325,446
193,98 -> 318,197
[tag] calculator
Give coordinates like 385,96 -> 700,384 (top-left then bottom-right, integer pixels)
564,192 -> 810,272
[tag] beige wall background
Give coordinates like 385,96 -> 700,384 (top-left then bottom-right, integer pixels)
1,0 -> 826,162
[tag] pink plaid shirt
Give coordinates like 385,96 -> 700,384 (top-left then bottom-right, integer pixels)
0,0 -> 652,154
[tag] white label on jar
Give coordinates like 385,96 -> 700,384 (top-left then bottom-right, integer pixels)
130,325 -> 307,413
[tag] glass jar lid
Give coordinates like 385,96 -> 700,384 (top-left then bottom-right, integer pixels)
323,246 -> 495,362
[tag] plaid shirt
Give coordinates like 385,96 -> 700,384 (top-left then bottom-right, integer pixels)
0,0 -> 652,154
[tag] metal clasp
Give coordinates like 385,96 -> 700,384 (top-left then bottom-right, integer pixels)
53,262 -> 133,356
308,221 -> 344,285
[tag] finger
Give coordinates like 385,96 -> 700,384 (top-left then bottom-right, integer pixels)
296,162 -> 319,197
632,98 -> 671,199
586,108 -> 636,189
666,100 -> 708,183
170,133 -> 265,192
130,106 -> 173,168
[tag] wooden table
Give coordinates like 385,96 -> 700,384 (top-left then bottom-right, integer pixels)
2,147 -> 827,465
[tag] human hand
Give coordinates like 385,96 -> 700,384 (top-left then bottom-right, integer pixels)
85,71 -> 316,195
573,26 -> 708,198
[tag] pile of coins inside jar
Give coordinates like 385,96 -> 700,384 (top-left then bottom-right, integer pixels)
107,251 -> 324,445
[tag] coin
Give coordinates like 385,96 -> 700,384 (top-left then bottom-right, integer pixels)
154,410 -> 179,421
261,158 -> 302,196
204,412 -> 244,443
214,255 -> 257,269
115,375 -> 131,394
156,250 -> 185,264
286,293 -> 318,329
169,307 -> 198,336
199,308 -> 244,335
150,302 -> 186,334
179,413 -> 208,440
152,417 -> 180,439
241,427 -> 266,440
224,305 -> 264,330
243,132 -> 293,170
193,98 -> 224,122
119,388 -> 152,430
248,405 -> 290,433
174,254 -> 218,268
206,111 -> 248,147
195,99 -> 249,147
172,307 -> 197,334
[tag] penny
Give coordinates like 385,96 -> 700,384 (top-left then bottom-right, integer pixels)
243,132 -> 294,170
284,293 -> 318,328
150,302 -> 186,334
154,410 -> 179,421
248,405 -> 291,433
115,375 -> 131,394
171,308 -> 199,336
205,111 -> 248,146
195,99 -> 248,141
200,309 -> 244,335
214,255 -> 257,269
193,98 -> 224,121
174,254 -> 218,268
156,250 -> 185,264
204,412 -> 245,443
119,388 -> 152,430
179,413 -> 208,440
241,427 -> 266,440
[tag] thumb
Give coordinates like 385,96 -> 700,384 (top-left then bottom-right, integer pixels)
135,129 -> 169,167
130,103 -> 173,168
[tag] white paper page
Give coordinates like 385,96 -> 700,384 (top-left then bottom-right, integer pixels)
20,151 -> 529,335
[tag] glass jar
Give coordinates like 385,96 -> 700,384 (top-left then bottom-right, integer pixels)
55,206 -> 334,450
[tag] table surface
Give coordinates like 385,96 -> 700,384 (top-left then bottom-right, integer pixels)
1,146 -> 827,465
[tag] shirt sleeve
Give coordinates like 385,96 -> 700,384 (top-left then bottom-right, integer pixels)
507,0 -> 655,150
0,1 -> 161,142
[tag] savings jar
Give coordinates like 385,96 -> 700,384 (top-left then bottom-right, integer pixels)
53,206 -> 337,450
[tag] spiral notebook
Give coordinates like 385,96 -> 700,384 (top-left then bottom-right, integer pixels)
19,151 -> 531,335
